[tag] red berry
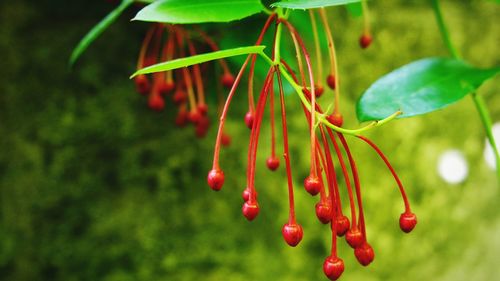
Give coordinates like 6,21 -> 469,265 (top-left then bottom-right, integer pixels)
266,156 -> 280,171
159,81 -> 175,95
323,256 -> 344,281
315,85 -> 324,97
175,110 -> 189,127
302,87 -> 322,98
197,103 -> 208,115
335,215 -> 350,237
221,133 -> 231,147
359,34 -> 372,49
282,223 -> 303,247
195,116 -> 210,138
148,95 -> 165,111
326,74 -> 336,90
221,73 -> 235,89
242,201 -> 259,221
354,242 -> 375,266
207,169 -> 224,191
345,228 -> 364,248
135,74 -> 150,95
244,111 -> 254,129
399,212 -> 417,233
304,175 -> 321,196
315,202 -> 332,224
327,112 -> 343,127
188,110 -> 202,124
172,90 -> 187,105
242,187 -> 258,202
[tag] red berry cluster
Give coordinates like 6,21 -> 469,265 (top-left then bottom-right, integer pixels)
206,10 -> 416,281
134,24 -> 235,140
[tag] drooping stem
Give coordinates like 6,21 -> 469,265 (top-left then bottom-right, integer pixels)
280,19 -> 317,176
248,14 -> 278,113
337,133 -> 366,235
319,8 -> 341,113
309,10 -> 323,87
276,69 -> 297,223
358,135 -> 411,213
432,0 -> 500,180
247,68 -> 275,202
185,37 -> 205,105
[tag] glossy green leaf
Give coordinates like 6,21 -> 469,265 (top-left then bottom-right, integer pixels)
271,0 -> 361,9
69,0 -> 133,66
133,0 -> 264,24
356,58 -> 500,122
346,2 -> 362,17
130,46 -> 265,78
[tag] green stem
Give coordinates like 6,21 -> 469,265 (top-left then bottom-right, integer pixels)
472,93 -> 500,179
431,0 -> 460,59
432,0 -> 500,180
258,51 -> 401,136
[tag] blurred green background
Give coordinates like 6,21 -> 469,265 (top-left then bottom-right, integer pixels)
1,1 -> 499,280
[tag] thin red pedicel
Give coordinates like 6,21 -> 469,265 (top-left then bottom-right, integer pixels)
319,8 -> 341,113
208,16 -> 277,190
359,0 -> 373,49
266,76 -> 280,171
246,14 -> 277,129
185,36 -> 207,113
242,68 -> 275,221
309,9 -> 324,96
358,136 -> 417,233
281,19 -> 319,197
276,69 -> 303,246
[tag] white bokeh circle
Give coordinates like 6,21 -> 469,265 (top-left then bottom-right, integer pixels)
438,149 -> 469,184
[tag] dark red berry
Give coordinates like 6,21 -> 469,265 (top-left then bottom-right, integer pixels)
221,133 -> 231,147
175,110 -> 189,127
282,223 -> 303,247
188,110 -> 202,124
159,81 -> 175,95
354,242 -> 375,266
323,256 -> 344,281
266,156 -> 280,171
207,169 -> 224,191
135,74 -> 150,95
359,34 -> 372,49
148,95 -> 165,111
304,175 -> 321,196
315,85 -> 324,97
221,72 -> 235,89
326,74 -> 336,90
242,201 -> 259,221
197,103 -> 208,115
327,112 -> 343,127
244,111 -> 254,129
315,202 -> 332,224
302,87 -> 322,99
195,116 -> 210,138
399,212 -> 417,233
335,215 -> 350,237
172,90 -> 187,105
345,228 -> 364,248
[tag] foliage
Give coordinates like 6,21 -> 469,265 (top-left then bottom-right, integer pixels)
1,1 -> 499,281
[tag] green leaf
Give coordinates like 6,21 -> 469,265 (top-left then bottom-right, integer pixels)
133,0 -> 264,24
356,58 -> 500,122
130,46 -> 265,78
69,0 -> 133,67
346,2 -> 362,17
271,0 -> 361,9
